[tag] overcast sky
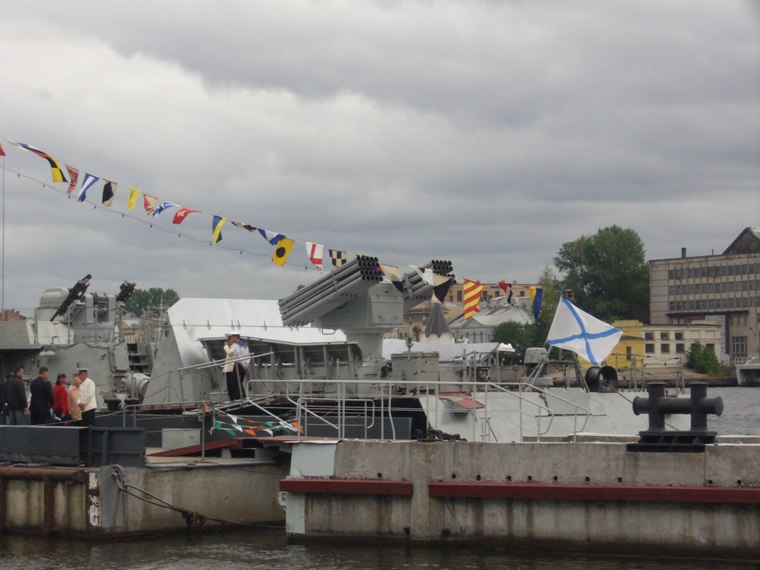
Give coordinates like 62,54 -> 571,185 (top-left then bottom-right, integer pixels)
0,1 -> 758,313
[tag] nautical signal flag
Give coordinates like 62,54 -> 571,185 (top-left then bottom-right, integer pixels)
258,229 -> 285,246
306,242 -> 324,271
379,264 -> 404,293
232,221 -> 256,232
12,142 -> 67,183
127,188 -> 140,210
432,274 -> 453,304
102,181 -> 117,207
77,173 -> 100,203
173,207 -> 199,225
329,249 -> 347,268
143,194 -> 158,215
65,166 -> 79,194
212,215 -> 227,244
0,143 -> 5,157
463,279 -> 484,320
530,286 -> 543,323
152,201 -> 179,217
273,238 -> 296,266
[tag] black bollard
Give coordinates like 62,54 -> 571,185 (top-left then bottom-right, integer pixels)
628,382 -> 723,453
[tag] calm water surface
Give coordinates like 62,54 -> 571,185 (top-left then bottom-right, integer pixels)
1,529 -> 757,570
1,387 -> 758,569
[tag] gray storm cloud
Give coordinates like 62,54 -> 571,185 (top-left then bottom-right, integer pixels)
0,0 -> 757,312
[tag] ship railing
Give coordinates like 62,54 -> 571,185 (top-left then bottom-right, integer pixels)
136,351 -> 274,409
289,379 -> 377,440
176,351 -> 272,373
486,382 -> 591,442
242,377 -> 593,443
243,378 -> 380,440
126,376 -> 596,443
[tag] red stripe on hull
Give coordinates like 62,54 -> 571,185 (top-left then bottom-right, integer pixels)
428,482 -> 760,504
280,478 -> 413,496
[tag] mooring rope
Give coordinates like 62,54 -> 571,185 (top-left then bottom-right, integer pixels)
109,465 -> 285,530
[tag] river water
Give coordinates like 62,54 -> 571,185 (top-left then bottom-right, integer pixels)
1,387 -> 758,569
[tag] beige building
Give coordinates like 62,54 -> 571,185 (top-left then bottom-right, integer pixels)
649,227 -> 760,363
581,319 -> 721,369
387,282 -> 539,341
445,282 -> 536,306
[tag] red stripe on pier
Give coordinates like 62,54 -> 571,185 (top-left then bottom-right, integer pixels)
428,482 -> 760,504
280,478 -> 413,496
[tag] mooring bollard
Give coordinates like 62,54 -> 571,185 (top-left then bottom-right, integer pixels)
628,382 -> 723,452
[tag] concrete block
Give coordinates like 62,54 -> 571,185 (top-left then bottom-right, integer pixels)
624,451 -> 705,486
704,444 -> 760,487
161,428 -> 200,449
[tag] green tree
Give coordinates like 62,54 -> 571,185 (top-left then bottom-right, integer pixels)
554,225 -> 649,322
124,288 -> 180,317
492,321 -> 540,358
534,266 -> 561,341
686,342 -> 723,375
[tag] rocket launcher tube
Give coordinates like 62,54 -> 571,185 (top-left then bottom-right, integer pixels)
281,271 -> 382,326
279,255 -> 379,311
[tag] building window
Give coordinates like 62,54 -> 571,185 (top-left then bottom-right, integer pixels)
675,332 -> 683,341
731,336 -> 748,359
457,290 -> 463,302
645,332 -> 654,341
661,344 -> 670,354
675,343 -> 685,354
626,346 -> 632,361
645,344 -> 655,354
660,332 -> 670,340
706,343 -> 716,354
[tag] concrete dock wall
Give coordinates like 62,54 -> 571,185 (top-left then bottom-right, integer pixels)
111,463 -> 288,533
281,441 -> 760,556
0,462 -> 288,536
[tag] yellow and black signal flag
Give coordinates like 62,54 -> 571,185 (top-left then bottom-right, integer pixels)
212,215 -> 227,245
273,238 -> 296,266
11,141 -> 67,183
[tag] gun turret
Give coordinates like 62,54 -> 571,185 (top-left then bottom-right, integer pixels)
50,273 -> 92,321
116,281 -> 137,303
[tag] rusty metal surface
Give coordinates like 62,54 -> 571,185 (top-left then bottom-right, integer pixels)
0,477 -> 7,530
0,466 -> 86,482
43,476 -> 55,535
280,478 -> 413,496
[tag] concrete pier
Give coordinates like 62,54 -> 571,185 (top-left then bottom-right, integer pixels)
0,461 -> 287,536
280,440 -> 760,558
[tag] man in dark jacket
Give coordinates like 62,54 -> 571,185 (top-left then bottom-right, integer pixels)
5,367 -> 28,425
29,367 -> 53,425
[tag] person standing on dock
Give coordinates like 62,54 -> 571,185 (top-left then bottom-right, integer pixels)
67,373 -> 82,424
29,367 -> 53,425
52,373 -> 70,421
78,368 -> 97,426
5,367 -> 28,425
